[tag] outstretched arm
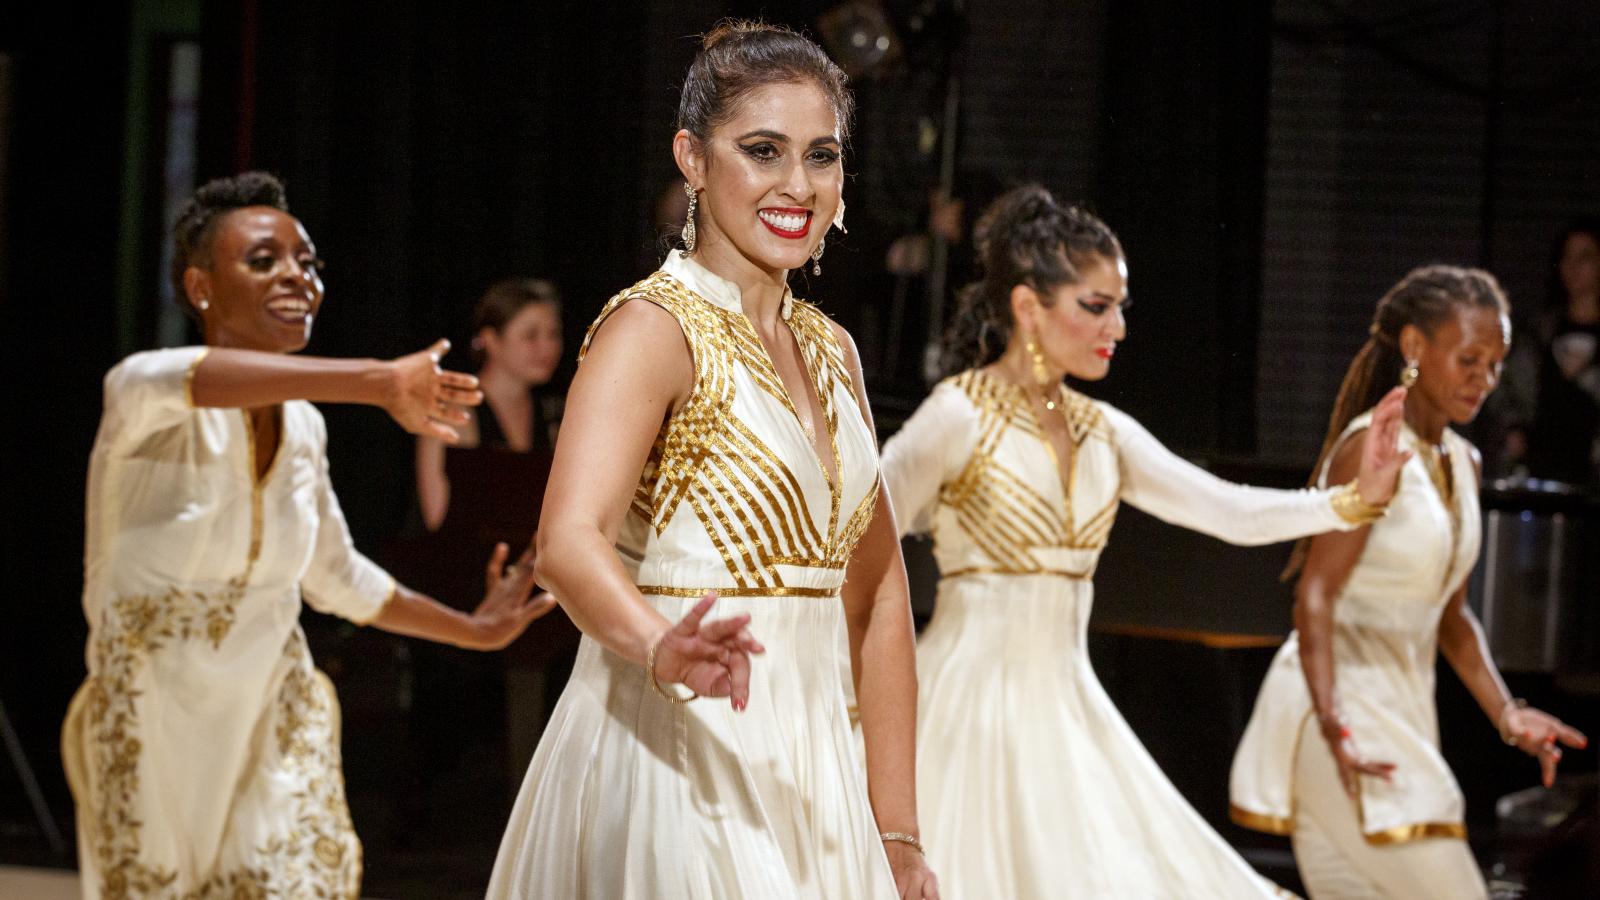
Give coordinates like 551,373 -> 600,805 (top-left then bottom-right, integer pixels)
190,338 -> 482,443
1111,387 -> 1411,545
370,542 -> 555,649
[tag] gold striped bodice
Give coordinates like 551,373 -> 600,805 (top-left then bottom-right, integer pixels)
580,261 -> 879,598
932,370 -> 1120,580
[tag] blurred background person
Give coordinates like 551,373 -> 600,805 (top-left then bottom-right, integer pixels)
405,278 -> 580,827
1496,217 -> 1600,489
417,278 -> 566,529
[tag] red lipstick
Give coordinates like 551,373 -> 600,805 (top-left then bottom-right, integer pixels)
758,207 -> 812,239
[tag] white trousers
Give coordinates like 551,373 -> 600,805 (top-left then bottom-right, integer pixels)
1290,719 -> 1487,899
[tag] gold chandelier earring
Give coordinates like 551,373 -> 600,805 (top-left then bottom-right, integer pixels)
1025,333 -> 1058,410
681,183 -> 698,254
811,237 -> 825,276
1400,359 -> 1420,388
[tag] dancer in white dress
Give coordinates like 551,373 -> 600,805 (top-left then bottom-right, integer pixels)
877,185 -> 1409,899
62,172 -> 552,899
1231,265 -> 1588,898
488,23 -> 938,900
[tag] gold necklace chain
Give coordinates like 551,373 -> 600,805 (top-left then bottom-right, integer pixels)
1413,439 -> 1454,507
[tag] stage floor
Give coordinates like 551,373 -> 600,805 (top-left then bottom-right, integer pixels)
0,866 -> 393,899
0,865 -> 76,900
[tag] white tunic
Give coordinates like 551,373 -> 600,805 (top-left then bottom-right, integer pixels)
63,346 -> 395,899
487,252 -> 896,899
1231,410 -> 1481,844
881,370 -> 1356,899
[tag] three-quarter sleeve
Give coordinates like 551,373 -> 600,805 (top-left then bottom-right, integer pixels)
880,382 -> 978,537
1101,403 -> 1352,546
98,347 -> 211,448
299,411 -> 396,624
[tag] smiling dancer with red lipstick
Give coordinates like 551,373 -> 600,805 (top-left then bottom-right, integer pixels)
60,172 -> 555,898
876,185 -> 1411,898
487,21 -> 937,900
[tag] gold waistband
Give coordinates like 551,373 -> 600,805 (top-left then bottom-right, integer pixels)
635,585 -> 842,599
941,566 -> 1092,581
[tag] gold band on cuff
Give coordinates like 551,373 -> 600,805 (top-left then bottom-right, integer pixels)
184,346 -> 212,408
1330,479 -> 1388,526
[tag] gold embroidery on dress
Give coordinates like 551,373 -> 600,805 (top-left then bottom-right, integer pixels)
86,596 -> 360,899
579,273 -> 879,588
936,370 -> 1119,577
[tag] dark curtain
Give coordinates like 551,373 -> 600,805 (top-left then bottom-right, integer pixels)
201,0 -> 652,544
0,11 -> 131,831
1094,0 -> 1272,455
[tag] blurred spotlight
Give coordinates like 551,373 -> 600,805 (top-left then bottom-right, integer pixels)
818,1 -> 902,79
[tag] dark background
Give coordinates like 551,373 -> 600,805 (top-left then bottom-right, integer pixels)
4,1 -> 1598,896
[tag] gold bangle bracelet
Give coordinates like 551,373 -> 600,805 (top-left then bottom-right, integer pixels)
645,634 -> 699,704
1330,479 -> 1388,526
880,832 -> 923,854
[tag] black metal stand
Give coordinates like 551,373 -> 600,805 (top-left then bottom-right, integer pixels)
0,696 -> 66,856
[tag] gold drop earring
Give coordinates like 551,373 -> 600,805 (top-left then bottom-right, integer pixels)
812,201 -> 844,276
1400,358 -> 1420,388
681,183 -> 698,254
1026,332 -> 1058,411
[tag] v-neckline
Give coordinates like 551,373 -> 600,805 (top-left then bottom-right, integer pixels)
1403,423 -> 1464,592
243,407 -> 284,486
980,369 -> 1077,514
750,313 -> 840,491
658,251 -> 843,513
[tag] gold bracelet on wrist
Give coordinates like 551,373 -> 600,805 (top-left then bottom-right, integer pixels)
880,832 -> 923,854
1331,479 -> 1388,526
1498,697 -> 1528,746
646,634 -> 699,704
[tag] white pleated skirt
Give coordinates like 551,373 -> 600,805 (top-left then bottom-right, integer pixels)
487,593 -> 897,900
915,574 -> 1289,899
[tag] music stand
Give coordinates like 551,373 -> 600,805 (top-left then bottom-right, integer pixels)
0,695 -> 66,856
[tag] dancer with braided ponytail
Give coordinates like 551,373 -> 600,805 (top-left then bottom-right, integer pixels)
1231,266 -> 1587,899
876,184 -> 1410,898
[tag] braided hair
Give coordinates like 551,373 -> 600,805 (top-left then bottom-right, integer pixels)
1283,264 -> 1509,578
